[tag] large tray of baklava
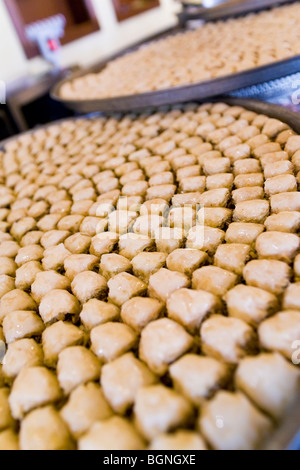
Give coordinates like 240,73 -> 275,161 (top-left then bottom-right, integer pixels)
0,98 -> 299,450
52,1 -> 300,114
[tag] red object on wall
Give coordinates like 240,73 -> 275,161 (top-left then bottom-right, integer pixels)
47,39 -> 60,52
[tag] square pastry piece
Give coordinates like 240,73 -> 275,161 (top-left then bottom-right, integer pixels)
166,249 -> 207,277
258,311 -> 300,360
20,406 -> 74,451
139,318 -> 193,375
193,266 -> 237,297
149,430 -> 207,451
132,252 -> 167,283
90,322 -> 138,363
121,297 -> 164,332
200,315 -> 256,364
214,243 -> 250,276
78,416 -> 145,450
2,338 -> 43,381
225,222 -> 264,245
199,391 -> 272,450
148,268 -> 190,303
283,283 -> 300,311
243,260 -> 291,295
134,385 -> 193,441
60,383 -> 113,439
101,353 -> 157,414
170,354 -> 230,405
224,284 -> 278,326
236,353 -> 300,419
108,272 -> 147,306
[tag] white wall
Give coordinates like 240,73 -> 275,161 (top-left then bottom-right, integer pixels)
0,0 -> 179,83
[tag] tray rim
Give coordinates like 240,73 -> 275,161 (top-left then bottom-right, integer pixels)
0,97 -> 299,451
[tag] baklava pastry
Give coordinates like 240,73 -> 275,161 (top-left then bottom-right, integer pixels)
9,367 -> 61,420
236,353 -> 300,419
201,312 -> 257,362
80,299 -> 119,330
60,383 -> 113,438
149,430 -> 207,451
214,243 -> 251,276
0,388 -> 15,431
148,268 -> 190,303
71,271 -> 107,303
283,283 -> 300,311
233,200 -> 269,223
3,310 -> 44,344
2,338 -> 44,380
134,385 -> 193,441
91,322 -> 138,363
243,259 -> 291,295
224,284 -> 278,326
264,211 -> 300,233
199,391 -> 272,450
0,429 -> 19,451
256,231 -> 300,263
166,249 -> 207,277
167,288 -> 220,333
121,297 -> 164,332
64,254 -> 99,281
192,266 -> 237,297
78,416 -> 145,451
132,252 -> 167,283
108,272 -> 147,306
20,406 -> 74,450
31,271 -> 70,303
57,346 -> 101,395
258,311 -> 300,359
169,354 -> 229,405
42,321 -> 85,367
0,275 -> 15,300
101,352 -> 157,414
225,222 -> 264,245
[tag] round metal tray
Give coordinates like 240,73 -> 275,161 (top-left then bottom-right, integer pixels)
3,98 -> 300,149
52,54 -> 300,114
0,97 -> 300,450
51,0 -> 300,114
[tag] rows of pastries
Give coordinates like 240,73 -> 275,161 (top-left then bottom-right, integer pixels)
60,3 -> 300,101
0,101 -> 299,449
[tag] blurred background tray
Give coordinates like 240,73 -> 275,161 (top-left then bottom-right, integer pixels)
52,54 -> 300,114
51,0 -> 300,114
